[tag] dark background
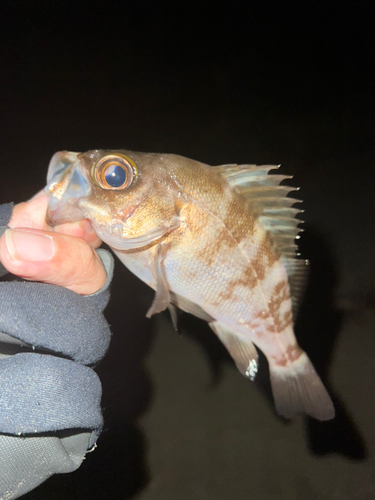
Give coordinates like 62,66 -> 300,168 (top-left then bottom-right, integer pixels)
1,1 -> 374,499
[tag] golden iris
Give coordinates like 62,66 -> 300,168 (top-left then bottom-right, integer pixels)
94,154 -> 137,190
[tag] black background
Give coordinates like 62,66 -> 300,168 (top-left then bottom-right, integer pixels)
1,1 -> 374,499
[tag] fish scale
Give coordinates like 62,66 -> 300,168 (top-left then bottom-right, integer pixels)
45,149 -> 334,421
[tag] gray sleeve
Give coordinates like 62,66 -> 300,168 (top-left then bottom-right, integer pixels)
0,282 -> 112,365
0,202 -> 14,278
0,354 -> 103,499
86,248 -> 115,312
0,203 -> 13,226
0,431 -> 94,499
0,280 -> 113,499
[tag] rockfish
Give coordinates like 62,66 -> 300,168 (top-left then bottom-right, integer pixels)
45,149 -> 334,420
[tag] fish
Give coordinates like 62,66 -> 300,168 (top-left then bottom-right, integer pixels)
45,149 -> 335,420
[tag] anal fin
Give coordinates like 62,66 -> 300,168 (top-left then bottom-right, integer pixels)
210,321 -> 259,381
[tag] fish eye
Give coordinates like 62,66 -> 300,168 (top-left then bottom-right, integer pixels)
94,155 -> 137,190
104,164 -> 126,187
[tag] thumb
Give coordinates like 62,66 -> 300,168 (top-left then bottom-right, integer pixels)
0,228 -> 107,295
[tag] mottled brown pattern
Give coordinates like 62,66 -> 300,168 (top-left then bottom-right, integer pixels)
213,229 -> 279,307
183,198 -> 241,269
272,280 -> 287,297
192,225 -> 225,268
252,233 -> 279,281
236,265 -> 259,290
217,283 -> 236,302
271,344 -> 303,367
268,281 -> 289,311
283,310 -> 293,324
266,280 -> 293,334
195,246 -> 216,268
254,309 -> 271,320
273,315 -> 293,335
222,197 -> 257,245
274,315 -> 293,334
215,265 -> 260,309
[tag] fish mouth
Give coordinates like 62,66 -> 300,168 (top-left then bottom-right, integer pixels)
45,151 -> 91,226
46,151 -> 80,186
46,200 -> 86,226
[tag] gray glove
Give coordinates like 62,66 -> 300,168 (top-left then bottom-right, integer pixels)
0,203 -> 114,499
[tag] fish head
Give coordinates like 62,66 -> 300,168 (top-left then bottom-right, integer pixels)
45,149 -> 180,250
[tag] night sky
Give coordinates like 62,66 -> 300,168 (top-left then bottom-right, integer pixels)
1,1 -> 374,499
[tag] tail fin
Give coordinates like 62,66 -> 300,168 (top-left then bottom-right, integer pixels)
268,352 -> 334,420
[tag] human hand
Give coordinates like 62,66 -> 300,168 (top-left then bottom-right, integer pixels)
0,192 -> 106,294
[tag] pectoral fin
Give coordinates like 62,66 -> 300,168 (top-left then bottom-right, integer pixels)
167,303 -> 180,331
209,321 -> 259,381
146,243 -> 171,318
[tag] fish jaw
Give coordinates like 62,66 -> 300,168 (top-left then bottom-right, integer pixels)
46,151 -> 80,186
45,198 -> 86,226
45,150 -> 91,226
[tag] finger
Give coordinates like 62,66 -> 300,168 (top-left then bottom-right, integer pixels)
54,219 -> 102,249
10,194 -> 102,248
0,228 -> 106,295
9,196 -> 50,231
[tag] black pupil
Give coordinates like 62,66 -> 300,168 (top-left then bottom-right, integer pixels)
105,164 -> 127,187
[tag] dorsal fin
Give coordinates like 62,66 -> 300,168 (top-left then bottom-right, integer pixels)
212,163 -> 308,319
281,257 -> 309,320
212,164 -> 304,254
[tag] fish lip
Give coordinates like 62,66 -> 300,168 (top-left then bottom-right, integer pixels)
45,151 -> 93,226
47,151 -> 79,184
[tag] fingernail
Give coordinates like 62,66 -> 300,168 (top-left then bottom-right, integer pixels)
5,229 -> 55,262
